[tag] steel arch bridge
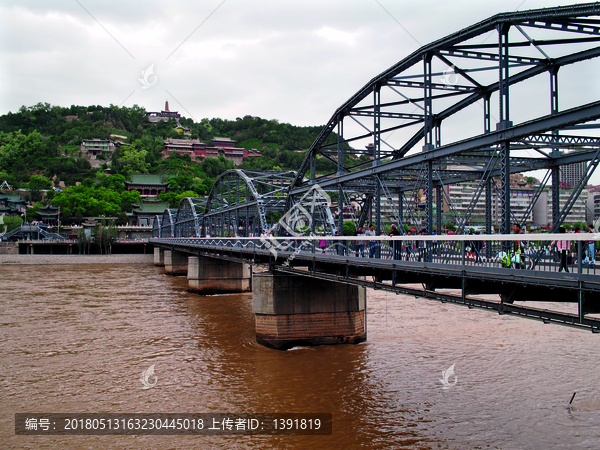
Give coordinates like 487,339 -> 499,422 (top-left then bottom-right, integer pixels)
156,2 -> 600,240
286,1 -> 600,237
202,169 -> 298,237
153,170 -> 304,238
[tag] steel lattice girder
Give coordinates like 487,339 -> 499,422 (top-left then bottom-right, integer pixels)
174,197 -> 206,237
291,100 -> 600,195
202,169 -> 298,235
160,209 -> 177,238
290,2 -> 600,203
152,215 -> 162,237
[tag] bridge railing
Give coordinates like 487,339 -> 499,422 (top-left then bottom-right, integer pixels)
152,233 -> 599,275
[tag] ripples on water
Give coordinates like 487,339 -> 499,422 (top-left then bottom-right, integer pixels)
1,264 -> 599,449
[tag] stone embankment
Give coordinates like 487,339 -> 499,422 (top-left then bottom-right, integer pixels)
0,254 -> 153,265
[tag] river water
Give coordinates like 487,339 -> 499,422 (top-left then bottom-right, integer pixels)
1,263 -> 599,449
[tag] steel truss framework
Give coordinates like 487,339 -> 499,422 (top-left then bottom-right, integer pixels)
157,3 -> 600,239
285,2 -> 600,236
154,170 -> 301,238
159,208 -> 177,238
151,215 -> 161,238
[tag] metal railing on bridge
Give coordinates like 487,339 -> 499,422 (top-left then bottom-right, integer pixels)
151,233 -> 600,331
152,233 -> 599,276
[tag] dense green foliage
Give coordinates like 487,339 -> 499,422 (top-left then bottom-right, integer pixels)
0,102 -> 356,220
1,214 -> 23,233
0,102 -> 340,189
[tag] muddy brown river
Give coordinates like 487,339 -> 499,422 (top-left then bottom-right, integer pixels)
1,263 -> 599,449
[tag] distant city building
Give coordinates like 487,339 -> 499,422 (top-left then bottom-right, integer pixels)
533,188 -> 589,226
586,185 -> 600,224
146,100 -> 181,123
560,161 -> 586,187
442,181 -> 499,228
437,173 -> 588,229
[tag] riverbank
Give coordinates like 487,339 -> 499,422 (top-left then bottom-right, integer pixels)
0,254 -> 154,265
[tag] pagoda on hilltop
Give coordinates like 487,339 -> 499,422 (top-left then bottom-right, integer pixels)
146,100 -> 181,123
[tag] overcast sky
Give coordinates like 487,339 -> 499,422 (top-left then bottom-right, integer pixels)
2,0 -> 600,186
1,0 -> 580,125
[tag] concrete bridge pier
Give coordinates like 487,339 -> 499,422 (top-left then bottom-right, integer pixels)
164,250 -> 188,276
187,256 -> 251,295
154,247 -> 165,267
253,273 -> 366,350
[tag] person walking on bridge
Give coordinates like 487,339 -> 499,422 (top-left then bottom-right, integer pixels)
366,224 -> 377,258
389,224 -> 401,260
512,223 -> 525,269
319,233 -> 327,254
355,227 -> 365,258
552,227 -> 570,273
584,224 -> 596,265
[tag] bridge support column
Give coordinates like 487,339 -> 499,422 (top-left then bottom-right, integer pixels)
253,273 -> 366,350
187,256 -> 251,295
164,250 -> 188,276
154,247 -> 165,267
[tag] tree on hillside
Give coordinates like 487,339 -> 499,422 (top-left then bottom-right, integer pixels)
201,155 -> 233,178
27,174 -> 52,202
51,185 -> 140,220
113,142 -> 148,176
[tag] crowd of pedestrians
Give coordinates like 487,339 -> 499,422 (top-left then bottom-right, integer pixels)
215,222 -> 597,271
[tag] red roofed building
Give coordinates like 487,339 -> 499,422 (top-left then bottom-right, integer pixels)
162,136 -> 261,166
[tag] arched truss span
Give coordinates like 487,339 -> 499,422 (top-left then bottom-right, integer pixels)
152,215 -> 162,238
202,169 -> 297,237
174,197 -> 206,237
160,209 -> 177,238
290,2 -> 600,236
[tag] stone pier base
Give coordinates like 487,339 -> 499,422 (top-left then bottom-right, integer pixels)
187,256 -> 251,295
154,247 -> 164,267
164,250 -> 188,276
253,273 -> 366,349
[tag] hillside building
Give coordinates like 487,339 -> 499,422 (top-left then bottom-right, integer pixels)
146,101 -> 181,123
162,137 -> 261,166
80,139 -> 128,168
125,174 -> 170,198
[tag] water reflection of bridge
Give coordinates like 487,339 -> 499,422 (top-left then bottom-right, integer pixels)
153,3 -> 600,347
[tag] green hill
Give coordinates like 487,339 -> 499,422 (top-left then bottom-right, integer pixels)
0,102 -> 345,189
0,102 -> 363,220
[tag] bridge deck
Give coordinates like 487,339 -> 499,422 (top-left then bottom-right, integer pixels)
152,235 -> 600,332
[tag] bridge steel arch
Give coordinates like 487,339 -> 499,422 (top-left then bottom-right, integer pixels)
174,197 -> 206,238
202,169 -> 298,237
289,2 -> 600,239
152,215 -> 161,238
160,208 -> 177,238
